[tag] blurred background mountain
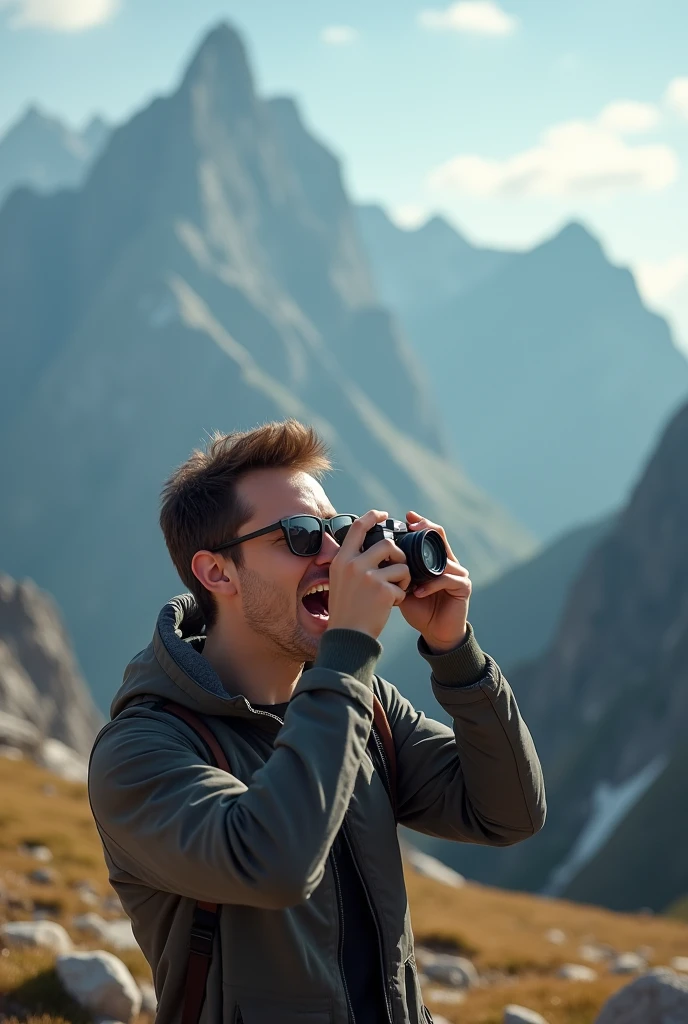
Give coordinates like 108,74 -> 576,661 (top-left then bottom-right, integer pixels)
1,19 -> 687,925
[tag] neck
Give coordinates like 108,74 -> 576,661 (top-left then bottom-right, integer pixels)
202,616 -> 304,706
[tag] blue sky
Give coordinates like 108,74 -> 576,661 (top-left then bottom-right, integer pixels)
2,0 -> 688,349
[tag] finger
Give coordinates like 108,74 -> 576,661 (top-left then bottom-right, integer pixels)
384,581 -> 410,607
337,510 -> 387,559
357,538 -> 407,570
375,563 -> 412,589
413,573 -> 472,598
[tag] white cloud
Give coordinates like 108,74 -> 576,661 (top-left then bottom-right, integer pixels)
0,0 -> 118,30
320,25 -> 358,46
635,255 -> 688,303
665,77 -> 688,119
418,1 -> 519,36
428,106 -> 678,199
598,100 -> 660,135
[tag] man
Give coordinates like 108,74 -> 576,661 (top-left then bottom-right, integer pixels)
88,419 -> 545,1024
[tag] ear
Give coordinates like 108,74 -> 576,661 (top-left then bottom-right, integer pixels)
191,550 -> 239,597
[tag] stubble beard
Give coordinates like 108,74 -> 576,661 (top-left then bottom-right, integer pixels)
238,566 -> 318,663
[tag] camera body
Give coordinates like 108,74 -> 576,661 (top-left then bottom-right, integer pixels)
361,518 -> 447,586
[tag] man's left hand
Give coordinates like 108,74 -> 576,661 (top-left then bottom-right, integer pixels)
399,511 -> 471,654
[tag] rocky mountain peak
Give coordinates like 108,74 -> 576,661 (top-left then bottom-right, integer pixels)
179,21 -> 257,120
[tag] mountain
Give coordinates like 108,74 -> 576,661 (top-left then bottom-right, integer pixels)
359,208 -> 688,542
0,23 -> 534,712
0,105 -> 111,207
434,395 -> 688,912
0,573 -> 103,757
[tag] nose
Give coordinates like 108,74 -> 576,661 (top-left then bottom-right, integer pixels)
315,529 -> 340,564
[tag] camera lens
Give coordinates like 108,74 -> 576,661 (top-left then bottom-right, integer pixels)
397,528 -> 447,584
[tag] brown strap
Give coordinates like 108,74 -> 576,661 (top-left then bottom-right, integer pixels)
161,702 -> 225,1024
372,692 -> 397,818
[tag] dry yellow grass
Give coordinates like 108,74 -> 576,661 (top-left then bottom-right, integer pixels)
2,755 -> 688,1023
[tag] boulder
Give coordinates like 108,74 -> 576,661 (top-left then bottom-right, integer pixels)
56,950 -> 142,1022
19,841 -> 53,862
579,942 -> 614,963
545,928 -> 566,945
670,956 -> 688,973
415,949 -> 478,988
1,919 -> 72,954
72,913 -> 138,951
504,1006 -> 550,1024
612,952 -> 646,974
595,967 -> 688,1023
28,867 -> 57,885
138,980 -> 157,1014
557,963 -> 598,981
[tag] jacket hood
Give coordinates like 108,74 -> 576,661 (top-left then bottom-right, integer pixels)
110,593 -> 274,723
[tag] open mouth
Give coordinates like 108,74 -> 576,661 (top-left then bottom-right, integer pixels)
301,582 -> 330,621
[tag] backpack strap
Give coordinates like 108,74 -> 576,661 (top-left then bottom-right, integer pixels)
159,701 -> 225,1024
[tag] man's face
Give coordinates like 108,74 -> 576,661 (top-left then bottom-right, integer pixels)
227,467 -> 341,662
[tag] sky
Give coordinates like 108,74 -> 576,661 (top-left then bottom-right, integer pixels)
2,0 -> 688,351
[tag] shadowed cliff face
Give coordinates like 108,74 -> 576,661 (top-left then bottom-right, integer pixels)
0,22 -> 533,710
433,397 -> 688,911
0,574 -> 104,756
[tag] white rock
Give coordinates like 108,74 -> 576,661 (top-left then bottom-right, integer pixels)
1,919 -> 72,954
138,980 -> 157,1013
612,952 -> 646,974
0,744 -> 24,760
670,956 -> 688,973
426,987 -> 465,1004
579,942 -> 614,963
421,952 -> 478,989
557,963 -> 598,981
73,912 -> 111,938
545,928 -> 566,945
56,950 -> 142,1022
404,847 -> 465,887
504,1006 -> 550,1024
595,967 -> 688,1023
38,738 -> 88,782
430,1016 -> 452,1024
72,913 -> 138,951
19,842 -> 53,862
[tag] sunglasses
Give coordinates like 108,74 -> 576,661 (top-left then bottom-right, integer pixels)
211,514 -> 359,558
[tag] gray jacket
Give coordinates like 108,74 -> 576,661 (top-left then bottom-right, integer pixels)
88,594 -> 545,1024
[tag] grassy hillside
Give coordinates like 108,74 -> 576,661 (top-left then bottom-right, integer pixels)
1,756 -> 687,1024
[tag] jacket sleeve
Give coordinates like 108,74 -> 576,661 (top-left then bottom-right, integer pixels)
88,630 -> 380,910
379,622 -> 546,845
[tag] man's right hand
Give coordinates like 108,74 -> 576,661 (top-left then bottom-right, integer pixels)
326,510 -> 411,640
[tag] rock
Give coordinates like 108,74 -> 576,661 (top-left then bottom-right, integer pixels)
579,942 -> 614,963
72,913 -> 138,951
612,952 -> 647,974
38,738 -> 89,782
504,1006 -> 550,1024
33,900 -> 62,920
19,841 -> 53,862
56,950 -> 142,1022
426,987 -> 465,1004
138,981 -> 157,1013
595,967 -> 688,1023
429,1016 -> 452,1024
0,744 -> 24,760
671,956 -> 688,973
545,928 -> 566,945
557,963 -> 598,981
404,846 -> 465,887
420,952 -> 478,989
28,867 -> 57,885
1,919 -> 72,954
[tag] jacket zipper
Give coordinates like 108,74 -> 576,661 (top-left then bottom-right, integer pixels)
342,823 -> 394,1024
331,851 -> 356,1024
372,727 -> 393,805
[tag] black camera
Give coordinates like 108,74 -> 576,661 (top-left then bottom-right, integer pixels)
353,518 -> 447,586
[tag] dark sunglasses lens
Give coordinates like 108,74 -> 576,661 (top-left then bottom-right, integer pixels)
331,515 -> 357,545
286,517 -> 323,555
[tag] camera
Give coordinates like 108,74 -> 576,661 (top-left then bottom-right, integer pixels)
341,518 -> 448,586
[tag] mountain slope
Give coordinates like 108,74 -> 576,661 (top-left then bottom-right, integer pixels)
434,395 -> 688,908
0,24 -> 534,712
360,210 -> 688,541
0,106 -> 110,207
